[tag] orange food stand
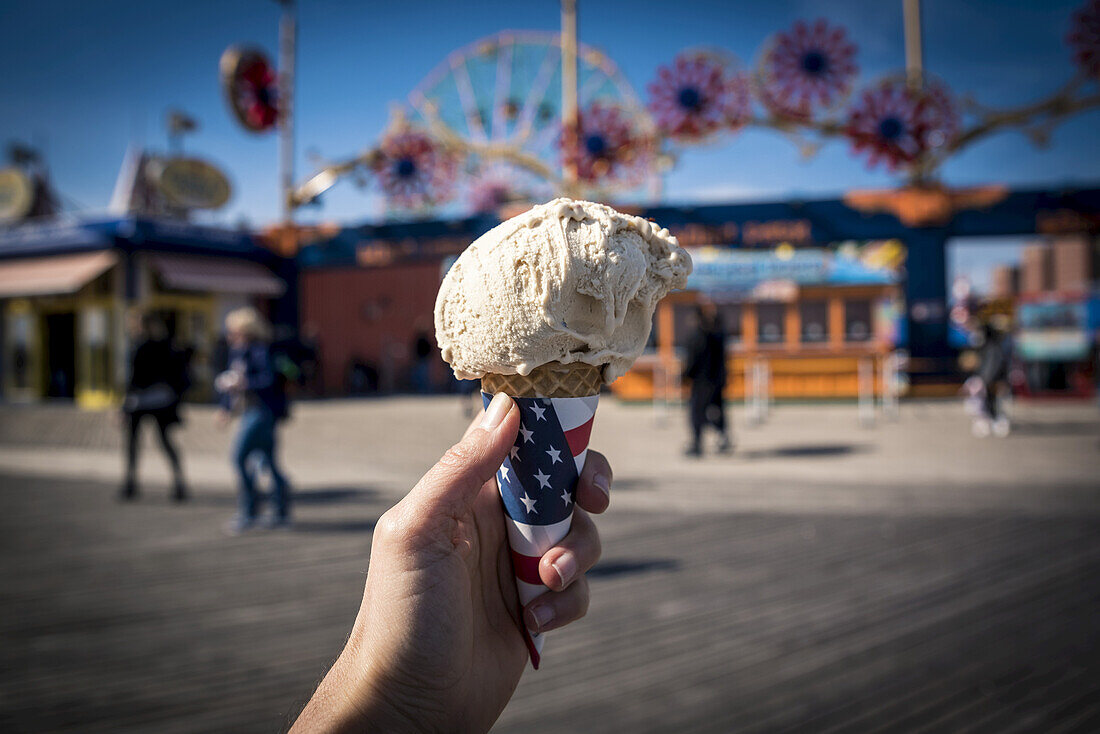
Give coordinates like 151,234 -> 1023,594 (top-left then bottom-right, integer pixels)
609,246 -> 903,402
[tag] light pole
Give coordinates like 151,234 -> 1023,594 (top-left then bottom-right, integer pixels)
561,0 -> 579,193
277,0 -> 297,224
903,0 -> 923,90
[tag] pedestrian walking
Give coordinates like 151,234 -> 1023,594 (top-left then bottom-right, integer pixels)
972,319 -> 1011,438
683,301 -> 732,456
215,307 -> 292,532
120,309 -> 189,501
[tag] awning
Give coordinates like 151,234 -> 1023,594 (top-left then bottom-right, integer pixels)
0,250 -> 118,298
148,253 -> 285,296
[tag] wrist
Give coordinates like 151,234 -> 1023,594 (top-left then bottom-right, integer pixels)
294,634 -> 424,734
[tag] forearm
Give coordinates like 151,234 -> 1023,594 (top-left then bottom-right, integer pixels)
291,647 -> 423,734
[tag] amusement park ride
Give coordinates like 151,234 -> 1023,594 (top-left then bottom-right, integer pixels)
218,0 -> 1100,227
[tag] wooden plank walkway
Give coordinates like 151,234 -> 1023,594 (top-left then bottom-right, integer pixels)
2,469 -> 1099,733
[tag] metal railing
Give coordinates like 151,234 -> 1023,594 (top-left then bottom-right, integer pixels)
746,357 -> 772,426
658,349 -> 905,429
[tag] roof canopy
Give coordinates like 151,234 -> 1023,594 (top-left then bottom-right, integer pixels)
295,185 -> 1100,271
0,217 -> 268,261
0,250 -> 118,298
148,253 -> 285,296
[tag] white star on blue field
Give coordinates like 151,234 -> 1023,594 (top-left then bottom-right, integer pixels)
484,394 -> 580,525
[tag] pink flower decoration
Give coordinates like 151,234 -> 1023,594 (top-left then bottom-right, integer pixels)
1068,0 -> 1100,77
371,129 -> 457,209
759,19 -> 858,119
468,178 -> 514,214
845,78 -> 959,171
647,52 -> 751,142
562,103 -> 653,185
237,58 -> 279,131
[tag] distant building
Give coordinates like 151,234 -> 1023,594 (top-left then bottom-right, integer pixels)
1051,235 -> 1092,293
989,264 -> 1019,300
617,244 -> 903,401
1011,236 -> 1098,397
0,149 -> 287,406
1020,243 -> 1053,294
296,187 -> 1100,400
297,215 -> 499,394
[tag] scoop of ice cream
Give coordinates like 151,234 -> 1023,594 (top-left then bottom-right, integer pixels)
434,197 -> 692,382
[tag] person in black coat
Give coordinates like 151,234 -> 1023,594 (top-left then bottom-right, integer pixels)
120,310 -> 188,501
973,319 -> 1012,437
683,301 -> 732,456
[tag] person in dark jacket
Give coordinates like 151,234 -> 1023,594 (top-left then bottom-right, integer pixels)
120,309 -> 188,501
974,319 -> 1012,437
683,301 -> 732,456
216,307 -> 291,532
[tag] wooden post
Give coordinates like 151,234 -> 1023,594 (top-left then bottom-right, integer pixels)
657,299 -> 674,362
742,303 -> 757,348
829,297 -> 845,350
657,299 -> 675,401
785,301 -> 800,350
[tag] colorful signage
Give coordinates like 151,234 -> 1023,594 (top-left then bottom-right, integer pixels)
667,218 -> 813,248
1015,330 -> 1091,361
685,244 -> 897,295
149,158 -> 232,210
686,248 -> 829,294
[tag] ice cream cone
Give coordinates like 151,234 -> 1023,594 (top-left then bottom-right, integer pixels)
481,362 -> 602,399
481,362 -> 601,669
437,198 -> 690,669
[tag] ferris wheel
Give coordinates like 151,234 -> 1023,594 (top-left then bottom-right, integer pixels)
408,31 -> 661,207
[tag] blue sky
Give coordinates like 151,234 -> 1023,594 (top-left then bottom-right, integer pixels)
1,0 -> 1098,232
947,237 -> 1027,295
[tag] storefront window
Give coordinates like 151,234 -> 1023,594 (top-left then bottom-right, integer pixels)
81,307 -> 111,394
757,303 -> 786,345
845,299 -> 873,342
800,300 -> 828,343
672,304 -> 695,349
671,303 -> 743,349
7,310 -> 35,391
718,304 -> 742,343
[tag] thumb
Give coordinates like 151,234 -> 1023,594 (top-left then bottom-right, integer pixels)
409,392 -> 519,515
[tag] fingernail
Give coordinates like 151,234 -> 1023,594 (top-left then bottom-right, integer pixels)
527,604 -> 554,633
551,552 -> 577,589
480,392 -> 511,430
592,473 -> 610,503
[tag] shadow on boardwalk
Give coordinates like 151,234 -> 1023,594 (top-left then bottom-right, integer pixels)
187,485 -> 381,509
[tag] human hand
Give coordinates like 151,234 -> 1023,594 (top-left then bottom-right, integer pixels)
291,393 -> 611,734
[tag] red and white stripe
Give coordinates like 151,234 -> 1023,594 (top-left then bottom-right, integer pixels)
552,395 -> 599,473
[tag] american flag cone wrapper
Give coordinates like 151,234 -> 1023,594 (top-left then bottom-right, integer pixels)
480,388 -> 599,669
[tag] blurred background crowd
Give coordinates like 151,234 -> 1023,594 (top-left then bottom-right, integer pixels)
0,0 -> 1098,416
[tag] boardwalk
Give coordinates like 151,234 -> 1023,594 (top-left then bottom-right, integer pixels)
1,398 -> 1099,732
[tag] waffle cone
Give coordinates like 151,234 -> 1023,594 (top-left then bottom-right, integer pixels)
481,362 -> 602,398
